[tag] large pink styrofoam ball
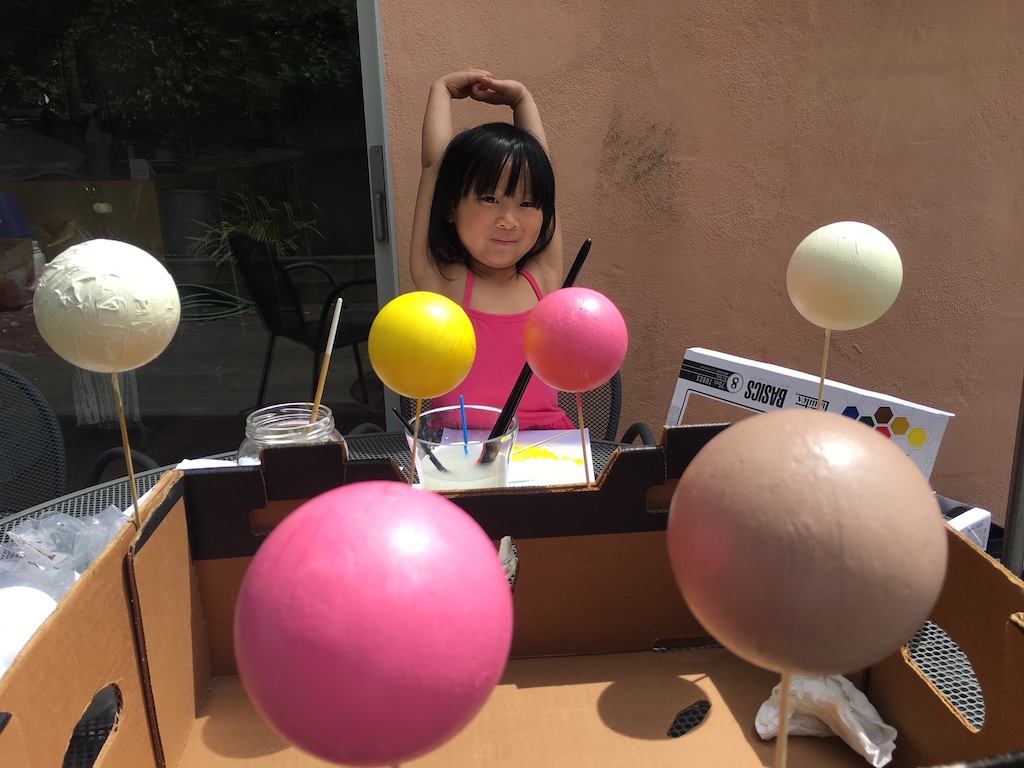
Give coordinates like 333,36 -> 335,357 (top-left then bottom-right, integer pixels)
523,287 -> 628,392
234,481 -> 513,766
666,409 -> 947,676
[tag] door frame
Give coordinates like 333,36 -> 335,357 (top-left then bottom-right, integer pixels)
355,0 -> 402,430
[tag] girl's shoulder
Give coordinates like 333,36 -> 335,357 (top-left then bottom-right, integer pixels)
414,262 -> 468,306
524,260 -> 563,298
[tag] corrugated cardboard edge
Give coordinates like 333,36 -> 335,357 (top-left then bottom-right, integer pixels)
128,470 -> 210,768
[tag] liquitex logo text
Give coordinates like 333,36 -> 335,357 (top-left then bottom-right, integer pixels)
744,379 -> 788,408
795,393 -> 829,410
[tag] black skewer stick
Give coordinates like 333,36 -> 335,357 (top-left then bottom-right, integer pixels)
392,407 -> 448,473
479,238 -> 593,464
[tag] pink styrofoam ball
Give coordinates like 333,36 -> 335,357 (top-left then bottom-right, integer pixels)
523,287 -> 628,392
234,481 -> 513,766
666,409 -> 947,676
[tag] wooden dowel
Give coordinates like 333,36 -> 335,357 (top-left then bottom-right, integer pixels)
111,372 -> 141,529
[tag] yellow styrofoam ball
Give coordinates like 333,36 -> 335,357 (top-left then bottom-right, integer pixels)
33,239 -> 181,373
368,291 -> 476,399
787,222 -> 903,331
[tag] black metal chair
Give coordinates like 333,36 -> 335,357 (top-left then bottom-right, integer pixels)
227,231 -> 377,409
0,363 -> 158,517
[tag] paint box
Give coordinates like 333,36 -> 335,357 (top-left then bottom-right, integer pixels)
666,347 -> 954,479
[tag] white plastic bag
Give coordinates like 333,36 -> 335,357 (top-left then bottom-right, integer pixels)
755,675 -> 897,767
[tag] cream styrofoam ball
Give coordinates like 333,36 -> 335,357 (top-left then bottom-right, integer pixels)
787,221 -> 903,331
33,239 -> 181,373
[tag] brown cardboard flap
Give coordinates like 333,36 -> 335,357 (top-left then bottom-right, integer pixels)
194,558 -> 251,679
129,472 -> 211,768
867,527 -> 1024,766
0,712 -> 31,768
180,427 -> 727,564
0,507 -> 158,768
185,531 -> 707,683
184,449 -> 406,561
451,444 -> 667,539
510,532 -> 707,657
170,650 -> 864,768
662,423 -> 731,479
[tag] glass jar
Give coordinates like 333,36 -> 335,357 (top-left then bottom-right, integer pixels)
237,402 -> 345,465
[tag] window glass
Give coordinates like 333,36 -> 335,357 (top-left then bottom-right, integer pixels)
0,0 -> 384,502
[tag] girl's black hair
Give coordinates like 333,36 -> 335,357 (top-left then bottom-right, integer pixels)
427,122 -> 557,274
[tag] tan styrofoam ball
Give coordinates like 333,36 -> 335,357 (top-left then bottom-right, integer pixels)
33,239 -> 181,373
666,409 -> 947,676
787,221 -> 903,331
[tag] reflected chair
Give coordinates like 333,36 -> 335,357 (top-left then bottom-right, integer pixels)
0,363 -> 158,517
227,231 -> 377,409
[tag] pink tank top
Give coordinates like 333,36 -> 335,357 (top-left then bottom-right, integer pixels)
431,270 -> 574,431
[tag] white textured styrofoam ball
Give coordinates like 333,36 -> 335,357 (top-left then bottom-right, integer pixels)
0,586 -> 57,675
33,239 -> 181,372
787,221 -> 903,331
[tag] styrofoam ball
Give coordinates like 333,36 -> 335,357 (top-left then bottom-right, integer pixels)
666,409 -> 947,676
523,287 -> 628,392
786,221 -> 902,331
368,292 -> 476,400
234,481 -> 513,766
0,586 -> 58,674
33,239 -> 181,372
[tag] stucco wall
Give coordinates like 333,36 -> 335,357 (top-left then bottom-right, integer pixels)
380,0 -> 1024,523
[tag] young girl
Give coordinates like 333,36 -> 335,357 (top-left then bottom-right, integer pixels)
410,69 -> 574,430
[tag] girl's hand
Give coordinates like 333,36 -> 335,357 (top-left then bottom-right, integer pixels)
470,77 -> 528,108
440,69 -> 492,100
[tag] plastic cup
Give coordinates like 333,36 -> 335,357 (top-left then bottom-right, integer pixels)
405,405 -> 518,491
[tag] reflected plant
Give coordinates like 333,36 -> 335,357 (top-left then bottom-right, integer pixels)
0,0 -> 360,124
191,191 -> 321,265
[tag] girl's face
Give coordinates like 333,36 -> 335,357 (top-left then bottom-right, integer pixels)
452,163 -> 543,271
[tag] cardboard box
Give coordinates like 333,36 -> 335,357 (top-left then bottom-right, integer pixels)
0,507 -> 158,767
3,430 -> 1024,768
667,348 -> 955,479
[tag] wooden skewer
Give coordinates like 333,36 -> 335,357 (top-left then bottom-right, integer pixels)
575,392 -> 592,489
816,327 -> 832,411
310,298 -> 344,424
111,372 -> 141,529
774,671 -> 792,768
410,398 -> 423,485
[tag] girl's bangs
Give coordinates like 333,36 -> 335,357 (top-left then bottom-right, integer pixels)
465,152 -> 535,200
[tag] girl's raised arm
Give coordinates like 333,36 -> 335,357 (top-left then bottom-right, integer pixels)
472,77 -> 564,292
411,70 -> 492,294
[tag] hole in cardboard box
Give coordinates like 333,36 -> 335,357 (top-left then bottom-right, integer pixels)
498,535 -> 519,592
598,675 -> 708,740
62,684 -> 120,768
905,620 -> 985,729
667,699 -> 711,737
